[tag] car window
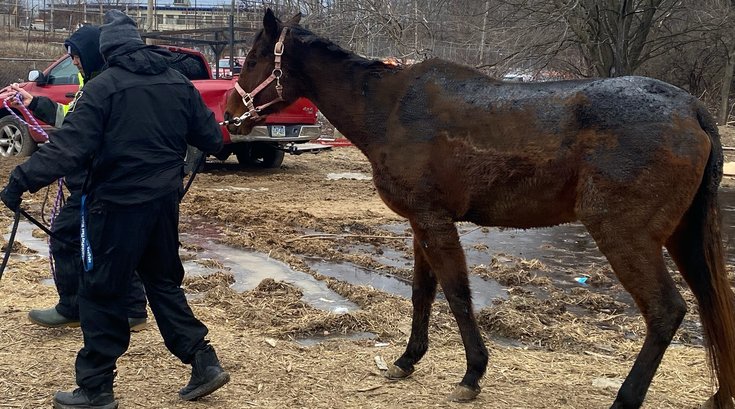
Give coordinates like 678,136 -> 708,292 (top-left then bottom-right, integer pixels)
47,57 -> 79,85
218,59 -> 230,68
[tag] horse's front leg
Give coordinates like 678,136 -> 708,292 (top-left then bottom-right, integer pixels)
396,217 -> 488,401
387,234 -> 438,379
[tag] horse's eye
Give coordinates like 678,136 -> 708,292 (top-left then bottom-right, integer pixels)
247,60 -> 257,69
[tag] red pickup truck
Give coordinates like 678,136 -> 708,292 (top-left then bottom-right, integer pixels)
0,46 -> 328,168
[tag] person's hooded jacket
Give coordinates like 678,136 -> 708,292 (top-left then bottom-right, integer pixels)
4,10 -> 223,206
28,25 -> 105,129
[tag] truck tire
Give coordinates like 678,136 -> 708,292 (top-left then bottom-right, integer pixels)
0,115 -> 37,157
184,144 -> 204,175
251,143 -> 285,168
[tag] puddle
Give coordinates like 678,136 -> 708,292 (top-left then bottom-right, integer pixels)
380,222 -> 605,271
4,220 -> 49,256
326,172 -> 372,180
373,189 -> 735,270
307,259 -> 506,310
180,235 -> 359,314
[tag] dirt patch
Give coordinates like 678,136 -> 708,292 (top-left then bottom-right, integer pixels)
0,147 -> 722,408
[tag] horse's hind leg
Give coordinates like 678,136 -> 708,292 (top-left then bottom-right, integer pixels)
401,217 -> 488,402
585,224 -> 686,409
387,234 -> 438,379
666,221 -> 735,409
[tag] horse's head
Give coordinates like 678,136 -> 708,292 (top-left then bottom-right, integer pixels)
224,9 -> 303,135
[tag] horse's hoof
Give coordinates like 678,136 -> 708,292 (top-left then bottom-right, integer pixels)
385,364 -> 413,379
448,384 -> 480,402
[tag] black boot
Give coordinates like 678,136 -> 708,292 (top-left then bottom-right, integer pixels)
179,345 -> 230,401
53,385 -> 118,409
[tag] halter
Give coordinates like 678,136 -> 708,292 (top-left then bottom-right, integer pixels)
224,27 -> 289,127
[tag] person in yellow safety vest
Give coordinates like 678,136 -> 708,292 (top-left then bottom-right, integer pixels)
0,24 -> 148,331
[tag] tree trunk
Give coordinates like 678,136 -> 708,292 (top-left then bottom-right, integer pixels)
720,48 -> 735,125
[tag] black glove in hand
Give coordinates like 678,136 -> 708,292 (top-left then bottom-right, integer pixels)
0,185 -> 22,212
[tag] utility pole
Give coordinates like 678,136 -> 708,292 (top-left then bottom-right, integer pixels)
229,0 -> 234,66
146,0 -> 154,31
49,0 -> 53,32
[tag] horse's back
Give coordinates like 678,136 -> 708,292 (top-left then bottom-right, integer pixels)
379,63 -> 713,231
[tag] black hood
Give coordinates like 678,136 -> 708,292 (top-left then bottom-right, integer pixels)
104,45 -> 173,75
100,10 -> 171,75
63,25 -> 104,81
99,10 -> 144,57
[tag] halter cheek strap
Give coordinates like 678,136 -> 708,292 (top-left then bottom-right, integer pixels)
226,27 -> 289,126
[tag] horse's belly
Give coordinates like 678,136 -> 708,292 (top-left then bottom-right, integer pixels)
462,189 -> 578,228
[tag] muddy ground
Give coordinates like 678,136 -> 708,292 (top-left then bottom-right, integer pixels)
1,128 -> 735,409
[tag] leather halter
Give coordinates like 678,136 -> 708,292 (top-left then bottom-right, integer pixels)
226,27 -> 289,126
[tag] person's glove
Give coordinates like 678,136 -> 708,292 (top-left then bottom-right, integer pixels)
0,184 -> 22,212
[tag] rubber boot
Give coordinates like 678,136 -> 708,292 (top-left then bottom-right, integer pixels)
28,307 -> 80,328
179,345 -> 230,401
29,306 -> 147,332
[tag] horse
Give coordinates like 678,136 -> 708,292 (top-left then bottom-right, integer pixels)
224,9 -> 735,408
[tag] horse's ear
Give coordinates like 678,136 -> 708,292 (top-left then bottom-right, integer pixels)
285,12 -> 301,26
263,8 -> 279,38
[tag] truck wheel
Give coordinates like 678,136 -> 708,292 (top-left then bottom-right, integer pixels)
184,145 -> 204,175
0,115 -> 37,157
251,143 -> 285,168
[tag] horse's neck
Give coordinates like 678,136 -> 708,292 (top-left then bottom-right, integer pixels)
298,51 -> 393,152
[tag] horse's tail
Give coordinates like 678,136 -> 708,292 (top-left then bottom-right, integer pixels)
684,104 -> 735,400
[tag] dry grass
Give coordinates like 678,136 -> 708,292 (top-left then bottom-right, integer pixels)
0,29 -> 66,85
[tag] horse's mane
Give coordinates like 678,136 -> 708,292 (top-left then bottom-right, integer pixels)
289,25 -> 398,71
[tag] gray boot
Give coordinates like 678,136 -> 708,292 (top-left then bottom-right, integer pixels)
28,307 -> 79,328
179,345 -> 230,401
29,307 -> 148,332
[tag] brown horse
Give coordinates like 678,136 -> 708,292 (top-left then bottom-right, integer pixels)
225,9 -> 735,408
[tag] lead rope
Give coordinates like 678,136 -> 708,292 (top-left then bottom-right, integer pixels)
182,151 -> 206,199
0,209 -> 20,281
2,93 -> 65,279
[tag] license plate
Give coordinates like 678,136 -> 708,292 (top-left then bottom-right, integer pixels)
271,125 -> 286,137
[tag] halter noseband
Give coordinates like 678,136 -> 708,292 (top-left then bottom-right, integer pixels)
223,27 -> 289,127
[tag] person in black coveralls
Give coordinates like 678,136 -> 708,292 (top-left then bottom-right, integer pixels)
1,10 -> 230,408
